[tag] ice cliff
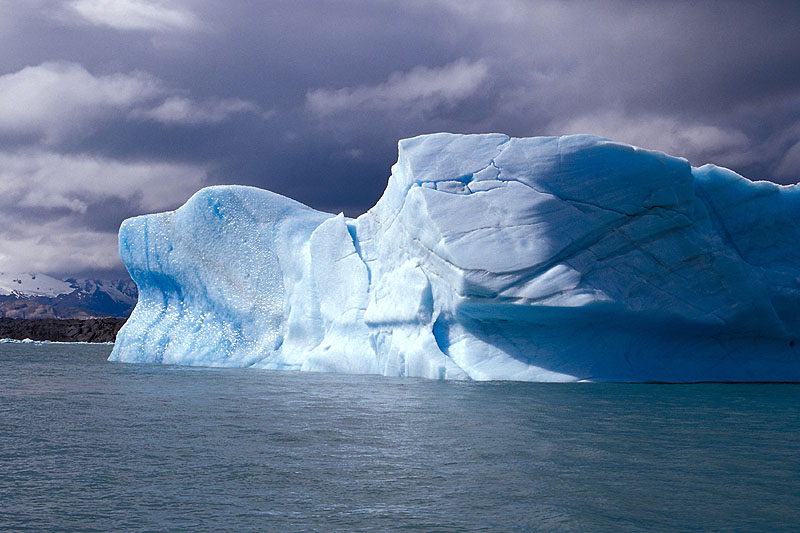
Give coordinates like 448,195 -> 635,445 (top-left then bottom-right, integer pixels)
109,133 -> 800,381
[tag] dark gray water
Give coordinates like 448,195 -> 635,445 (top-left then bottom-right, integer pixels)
1,342 -> 799,532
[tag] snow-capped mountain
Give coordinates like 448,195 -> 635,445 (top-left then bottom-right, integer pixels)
0,272 -> 74,298
0,272 -> 137,318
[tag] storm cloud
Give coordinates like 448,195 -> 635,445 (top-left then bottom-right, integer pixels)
1,0 -> 799,277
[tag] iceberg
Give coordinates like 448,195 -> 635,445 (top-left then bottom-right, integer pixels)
110,133 -> 800,382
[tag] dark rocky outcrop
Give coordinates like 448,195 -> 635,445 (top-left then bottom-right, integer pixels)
0,317 -> 126,343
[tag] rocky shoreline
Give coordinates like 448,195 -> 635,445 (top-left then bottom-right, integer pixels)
0,317 -> 126,343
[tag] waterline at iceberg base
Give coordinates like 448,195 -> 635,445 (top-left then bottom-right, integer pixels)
110,133 -> 800,382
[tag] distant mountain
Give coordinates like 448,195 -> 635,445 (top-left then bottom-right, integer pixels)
0,272 -> 137,319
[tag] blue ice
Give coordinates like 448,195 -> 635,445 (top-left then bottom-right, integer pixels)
110,134 -> 800,382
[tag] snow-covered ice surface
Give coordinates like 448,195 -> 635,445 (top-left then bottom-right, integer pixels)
110,134 -> 800,382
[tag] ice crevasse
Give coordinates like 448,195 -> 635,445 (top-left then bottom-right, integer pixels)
110,133 -> 800,382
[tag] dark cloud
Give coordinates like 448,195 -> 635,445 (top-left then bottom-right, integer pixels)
82,195 -> 143,232
0,0 -> 799,277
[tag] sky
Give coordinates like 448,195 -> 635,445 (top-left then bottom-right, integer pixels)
1,0 -> 799,279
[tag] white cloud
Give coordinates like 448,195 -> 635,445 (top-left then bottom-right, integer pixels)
68,0 -> 200,32
428,0 -> 541,25
550,111 -> 751,165
342,148 -> 363,159
0,150 -> 207,213
0,61 -> 268,142
0,61 -> 161,143
133,96 -> 271,124
306,58 -> 489,116
0,217 -> 123,275
0,149 -> 208,275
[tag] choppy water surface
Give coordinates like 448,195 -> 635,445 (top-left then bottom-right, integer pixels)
1,343 -> 799,531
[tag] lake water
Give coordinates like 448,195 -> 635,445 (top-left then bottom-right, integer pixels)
1,342 -> 799,532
